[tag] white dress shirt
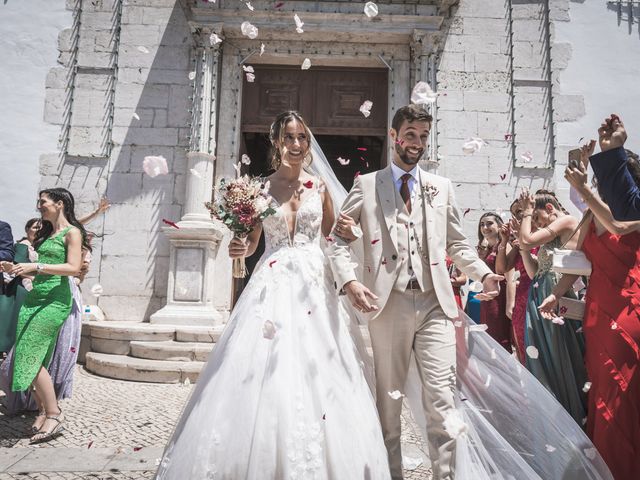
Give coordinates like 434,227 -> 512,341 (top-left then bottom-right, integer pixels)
390,162 -> 419,206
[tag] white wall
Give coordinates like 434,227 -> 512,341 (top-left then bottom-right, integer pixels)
0,0 -> 71,238
555,1 -> 640,153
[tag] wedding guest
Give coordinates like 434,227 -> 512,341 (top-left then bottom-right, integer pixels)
0,219 -> 16,353
540,142 -> 640,479
446,255 -> 466,309
2,188 -> 88,443
589,114 -> 640,221
495,202 -> 538,364
476,212 -> 511,352
518,188 -> 588,424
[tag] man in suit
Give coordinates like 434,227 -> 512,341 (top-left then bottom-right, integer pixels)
0,220 -> 15,295
328,105 -> 503,480
590,114 -> 640,220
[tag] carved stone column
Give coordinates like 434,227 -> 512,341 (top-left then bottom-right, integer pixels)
150,28 -> 226,326
411,30 -> 441,171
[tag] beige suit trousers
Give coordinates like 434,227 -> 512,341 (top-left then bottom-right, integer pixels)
369,288 -> 457,480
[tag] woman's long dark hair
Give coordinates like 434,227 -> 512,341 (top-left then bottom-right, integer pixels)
34,188 -> 92,251
477,212 -> 504,248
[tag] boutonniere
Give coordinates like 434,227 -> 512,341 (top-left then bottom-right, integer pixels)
421,182 -> 440,207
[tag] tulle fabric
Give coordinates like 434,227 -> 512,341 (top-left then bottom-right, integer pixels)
155,223 -> 390,479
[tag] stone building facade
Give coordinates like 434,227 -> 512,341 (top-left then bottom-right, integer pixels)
40,0 -> 589,324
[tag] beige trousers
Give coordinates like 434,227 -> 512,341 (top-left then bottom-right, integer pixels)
369,288 -> 457,480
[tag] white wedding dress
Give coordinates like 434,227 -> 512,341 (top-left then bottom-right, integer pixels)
155,184 -> 391,480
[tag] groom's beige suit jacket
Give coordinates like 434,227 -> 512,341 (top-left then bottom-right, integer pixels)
328,165 -> 491,320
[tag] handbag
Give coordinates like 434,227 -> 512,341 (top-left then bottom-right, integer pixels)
558,297 -> 585,321
551,212 -> 592,276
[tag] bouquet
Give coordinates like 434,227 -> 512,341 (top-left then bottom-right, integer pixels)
205,175 -> 275,278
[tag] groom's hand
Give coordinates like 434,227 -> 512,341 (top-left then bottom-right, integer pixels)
475,273 -> 504,301
344,281 -> 379,313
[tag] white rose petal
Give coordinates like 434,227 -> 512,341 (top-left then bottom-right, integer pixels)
462,137 -> 488,155
453,320 -> 463,328
262,320 -> 276,339
443,409 -> 468,439
526,345 -> 539,359
245,1 -> 254,11
545,444 -> 556,452
142,155 -> 169,178
91,284 -> 104,297
132,112 -> 140,121
245,73 -> 255,83
260,43 -> 265,56
209,33 -> 222,45
402,455 -> 423,471
188,71 -> 196,80
468,281 -> 484,293
183,377 -> 191,386
232,162 -> 242,176
611,322 -> 618,330
359,100 -> 373,118
190,168 -> 202,178
137,45 -> 149,54
582,381 -> 592,393
241,21 -> 259,39
584,447 -> 597,459
551,316 -> 565,325
364,2 -> 379,18
294,14 -> 304,33
241,154 -> 251,165
468,324 -> 488,332
411,81 -> 438,105
242,65 -> 254,73
521,151 -> 534,163
337,157 -> 350,166
301,58 -> 311,70
387,390 -> 405,400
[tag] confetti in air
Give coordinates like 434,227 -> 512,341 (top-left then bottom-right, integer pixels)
526,345 -> 539,359
245,73 -> 255,82
388,390 -> 405,400
551,316 -> 565,325
260,43 -> 265,56
262,320 -> 276,339
359,100 -> 373,118
301,58 -> 311,70
583,382 -> 592,392
240,21 -> 259,39
90,284 -> 103,297
137,46 -> 149,54
269,260 -> 277,268
162,219 -> 180,229
411,81 -> 438,105
188,71 -> 196,80
142,155 -> 169,177
242,65 -> 255,73
545,445 -> 556,453
337,157 -> 350,166
190,169 -> 202,178
294,14 -> 304,33
245,1 -> 254,10
132,112 -> 140,121
462,137 -> 488,155
209,33 -> 222,45
303,180 -> 314,189
364,1 -> 379,18
521,151 -> 534,163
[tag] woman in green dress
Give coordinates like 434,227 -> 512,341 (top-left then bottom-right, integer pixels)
1,188 -> 89,443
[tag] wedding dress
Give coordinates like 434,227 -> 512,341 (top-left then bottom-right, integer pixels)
155,183 -> 391,479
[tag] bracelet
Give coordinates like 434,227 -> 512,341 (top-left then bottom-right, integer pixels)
522,213 -> 533,218
35,263 -> 44,274
497,245 -> 507,251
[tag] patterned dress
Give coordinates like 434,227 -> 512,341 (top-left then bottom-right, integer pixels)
525,237 -> 588,425
11,227 -> 74,392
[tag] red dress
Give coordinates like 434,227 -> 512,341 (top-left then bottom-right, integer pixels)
581,221 -> 640,479
480,249 -> 511,352
446,256 -> 463,308
511,247 -> 538,364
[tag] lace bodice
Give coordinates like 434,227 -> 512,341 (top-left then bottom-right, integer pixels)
262,187 -> 323,255
536,236 -> 562,275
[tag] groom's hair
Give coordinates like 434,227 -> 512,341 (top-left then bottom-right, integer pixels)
391,105 -> 433,132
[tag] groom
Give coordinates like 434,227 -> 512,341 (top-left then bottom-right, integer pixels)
328,104 -> 502,480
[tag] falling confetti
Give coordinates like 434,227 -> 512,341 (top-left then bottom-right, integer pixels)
241,21 -> 259,39
499,173 -> 507,181
551,316 -> 565,325
269,260 -> 277,268
381,257 -> 387,265
337,157 -> 350,166
209,33 -> 222,45
463,208 -> 471,217
611,322 -> 618,330
504,133 -> 513,142
364,1 -> 379,17
357,147 -> 368,151
371,239 -> 380,245
133,447 -> 143,452
545,445 -> 556,453
462,137 -> 488,155
354,171 -> 361,178
402,455 -> 423,471
241,154 -> 251,165
137,46 -> 150,54
262,320 -> 276,339
274,1 -> 284,8
260,43 -> 265,56
521,151 -> 534,163
132,112 -> 140,121
245,1 -> 254,10
242,65 -> 254,73
162,219 -> 180,229
142,155 -> 169,177
388,390 -> 405,400
188,71 -> 196,80
468,324 -> 488,332
294,13 -> 304,33
91,284 -> 103,297
301,58 -> 311,70
411,81 -> 437,105
584,447 -> 597,459
183,377 -> 191,386
325,236 -> 334,242
303,180 -> 313,188
526,345 -> 539,359
87,441 -> 94,449
359,100 -> 373,118
582,382 -> 592,393
468,281 -> 483,293
246,73 -> 255,82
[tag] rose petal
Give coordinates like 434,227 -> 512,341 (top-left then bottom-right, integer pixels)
551,316 -> 565,325
584,447 -> 597,459
354,171 -> 361,178
301,58 -> 311,70
545,444 -> 556,452
490,348 -> 497,359
240,21 -> 259,39
504,133 -> 513,142
468,324 -> 488,332
337,156 -> 350,166
463,207 -> 471,217
388,390 -> 405,400
462,138 -> 487,155
91,284 -> 103,297
468,281 -> 483,293
137,46 -> 149,54
269,260 -> 277,268
132,112 -> 140,121
294,14 -> 304,33
162,219 -> 180,229
242,65 -> 255,73
183,377 -> 191,386
188,71 -> 196,80
209,33 -> 222,45
526,345 -> 539,359
583,381 -> 592,392
245,1 -> 254,10
611,322 -> 618,330
371,239 -> 380,245
190,168 -> 202,178
303,180 -> 313,189
260,43 -> 265,56
245,72 -> 255,82
262,320 -> 276,339
359,100 -> 373,118
142,155 -> 169,177
364,1 -> 379,18
411,81 -> 437,105
520,151 -> 534,163
484,374 -> 492,388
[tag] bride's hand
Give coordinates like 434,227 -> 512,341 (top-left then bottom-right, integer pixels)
228,237 -> 249,259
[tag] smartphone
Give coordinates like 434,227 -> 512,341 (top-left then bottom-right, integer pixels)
568,148 -> 582,170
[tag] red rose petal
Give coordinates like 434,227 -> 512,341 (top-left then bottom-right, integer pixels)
354,171 -> 361,178
431,262 -> 439,266
499,174 -> 507,181
87,441 -> 94,449
371,239 -> 380,245
325,236 -> 335,242
322,413 -> 326,420
357,147 -> 367,151
307,310 -> 311,315
274,1 -> 284,8
463,208 -> 471,217
133,447 -> 143,452
269,260 -> 277,268
303,180 -> 313,189
162,219 -> 180,229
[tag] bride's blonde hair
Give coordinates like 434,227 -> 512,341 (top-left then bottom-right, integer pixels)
269,111 -> 314,170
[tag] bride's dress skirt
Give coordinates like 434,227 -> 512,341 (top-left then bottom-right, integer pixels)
155,243 -> 390,479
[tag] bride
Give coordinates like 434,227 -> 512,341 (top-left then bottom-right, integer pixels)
156,110 -> 613,480
155,111 -> 391,479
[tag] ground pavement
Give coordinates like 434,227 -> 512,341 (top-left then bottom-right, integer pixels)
0,366 -> 432,479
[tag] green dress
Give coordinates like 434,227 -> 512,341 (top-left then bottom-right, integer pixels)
0,242 -> 30,352
11,228 -> 74,392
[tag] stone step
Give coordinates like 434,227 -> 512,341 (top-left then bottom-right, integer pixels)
129,340 -> 214,362
87,321 -> 177,342
85,352 -> 204,383
175,325 -> 225,343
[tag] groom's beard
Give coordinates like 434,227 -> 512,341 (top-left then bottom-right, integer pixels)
394,143 -> 424,165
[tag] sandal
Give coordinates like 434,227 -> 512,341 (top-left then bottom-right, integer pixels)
30,410 -> 47,434
29,411 -> 65,444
